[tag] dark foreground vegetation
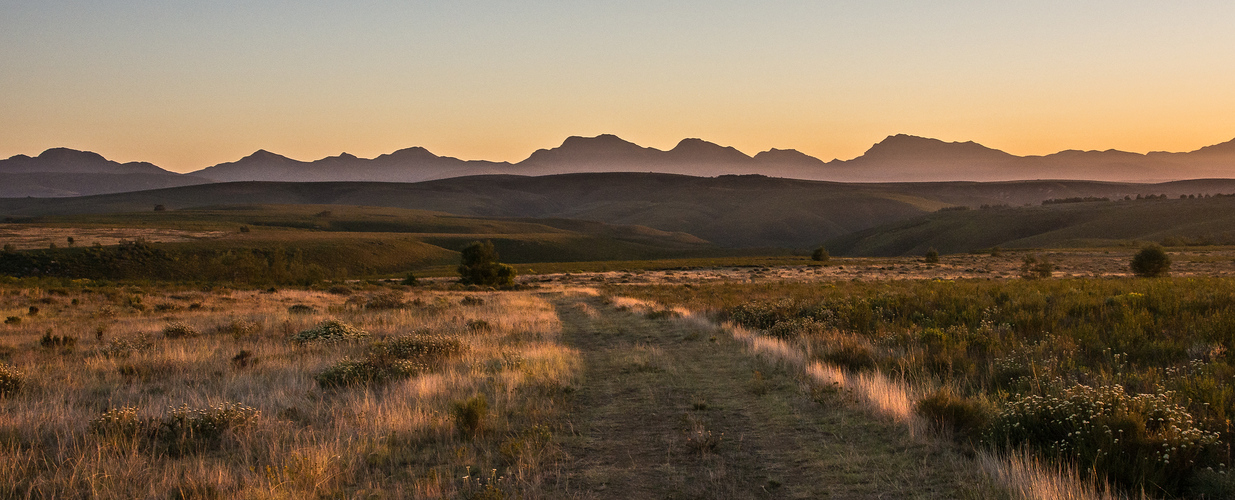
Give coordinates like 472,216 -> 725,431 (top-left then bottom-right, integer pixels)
621,278 -> 1235,498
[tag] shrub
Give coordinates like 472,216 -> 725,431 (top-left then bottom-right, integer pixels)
99,335 -> 154,358
5,316 -> 20,325
1131,245 -> 1171,277
460,296 -> 485,306
457,240 -> 516,287
292,319 -> 368,344
90,402 -> 260,456
811,246 -> 830,262
161,322 -> 199,339
1019,255 -> 1055,279
986,384 -> 1223,495
452,394 -> 489,438
213,319 -> 261,338
0,362 -> 23,397
915,388 -> 989,440
373,334 -> 467,362
40,330 -> 78,350
924,248 -> 940,264
287,304 -> 316,314
326,285 -> 353,296
466,319 -> 492,332
231,350 -> 255,369
401,272 -> 419,286
314,357 -> 426,388
364,291 -> 405,310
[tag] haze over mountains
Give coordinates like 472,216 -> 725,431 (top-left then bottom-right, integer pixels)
5,134 -> 1235,197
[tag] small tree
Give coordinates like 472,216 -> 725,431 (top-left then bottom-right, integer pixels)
1020,255 -> 1054,279
458,240 -> 516,287
811,246 -> 830,262
924,248 -> 940,264
1130,245 -> 1170,277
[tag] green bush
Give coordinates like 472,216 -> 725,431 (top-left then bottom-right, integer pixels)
90,402 -> 260,456
292,319 -> 368,344
457,240 -> 516,287
1131,245 -> 1171,277
452,394 -> 489,438
0,362 -> 24,397
924,248 -> 940,264
986,384 -> 1223,495
811,246 -> 830,262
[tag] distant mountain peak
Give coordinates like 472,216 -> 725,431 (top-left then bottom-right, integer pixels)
667,138 -> 751,163
754,148 -> 826,165
37,147 -> 108,164
857,134 -> 1014,162
522,134 -> 654,164
240,149 -> 291,161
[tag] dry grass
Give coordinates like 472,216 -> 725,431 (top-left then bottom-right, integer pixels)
0,285 -> 579,499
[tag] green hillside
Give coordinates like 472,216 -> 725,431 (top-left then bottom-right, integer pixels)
827,195 -> 1235,256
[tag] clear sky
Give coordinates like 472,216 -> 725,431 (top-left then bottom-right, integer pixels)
2,1 -> 1234,172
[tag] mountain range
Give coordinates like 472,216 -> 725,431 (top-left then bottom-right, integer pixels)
4,134 -> 1235,197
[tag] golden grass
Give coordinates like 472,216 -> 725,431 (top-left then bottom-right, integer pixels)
0,285 -> 579,499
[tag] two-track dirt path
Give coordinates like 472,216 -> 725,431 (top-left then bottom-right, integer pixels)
547,291 -> 996,499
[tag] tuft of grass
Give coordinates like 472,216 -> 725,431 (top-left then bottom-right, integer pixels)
452,394 -> 489,439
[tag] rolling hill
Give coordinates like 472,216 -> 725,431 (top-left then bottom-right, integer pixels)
7,174 -> 1235,250
826,195 -> 1235,256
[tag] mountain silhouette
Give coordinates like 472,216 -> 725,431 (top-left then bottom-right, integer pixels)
5,134 -> 1235,197
0,148 -> 210,197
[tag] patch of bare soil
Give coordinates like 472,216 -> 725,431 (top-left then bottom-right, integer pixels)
549,293 -> 994,499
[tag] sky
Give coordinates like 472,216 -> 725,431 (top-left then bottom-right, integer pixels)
2,1 -> 1235,173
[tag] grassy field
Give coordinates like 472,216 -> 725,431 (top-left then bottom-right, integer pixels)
0,283 -> 580,498
615,277 -> 1235,498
